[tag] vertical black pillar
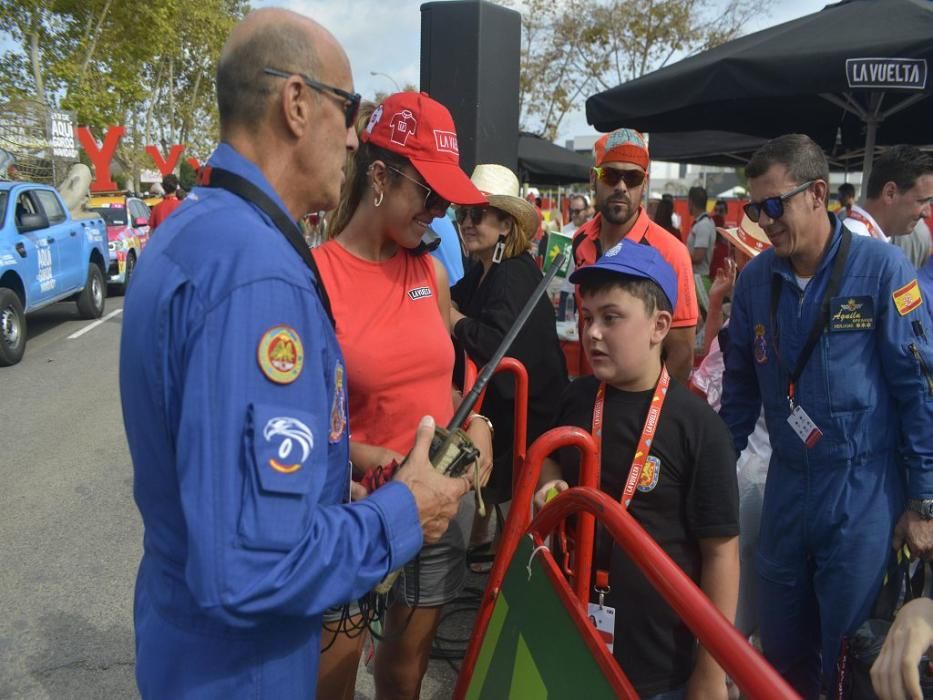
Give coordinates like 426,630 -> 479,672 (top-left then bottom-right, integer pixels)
420,1 -> 521,176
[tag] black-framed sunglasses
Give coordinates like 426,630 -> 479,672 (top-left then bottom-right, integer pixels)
743,180 -> 816,223
263,67 -> 361,128
592,166 -> 646,189
456,206 -> 489,225
385,165 -> 450,212
569,207 -> 586,215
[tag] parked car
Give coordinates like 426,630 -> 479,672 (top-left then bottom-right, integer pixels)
89,194 -> 151,294
0,182 -> 109,366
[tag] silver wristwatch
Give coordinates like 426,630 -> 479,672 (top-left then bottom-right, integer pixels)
907,499 -> 933,520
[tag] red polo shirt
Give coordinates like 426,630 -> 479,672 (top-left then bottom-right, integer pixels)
571,209 -> 699,374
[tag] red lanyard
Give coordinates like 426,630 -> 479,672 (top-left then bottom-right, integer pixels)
845,209 -> 883,240
591,365 -> 671,510
591,366 -> 671,591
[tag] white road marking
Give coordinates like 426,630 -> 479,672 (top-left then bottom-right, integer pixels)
67,308 -> 123,340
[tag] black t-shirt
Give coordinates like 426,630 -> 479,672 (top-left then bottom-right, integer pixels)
553,375 -> 739,696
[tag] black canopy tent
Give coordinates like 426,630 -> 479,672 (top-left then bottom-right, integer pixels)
517,131 -> 593,185
586,0 -> 933,183
647,131 -> 769,167
646,130 -> 904,171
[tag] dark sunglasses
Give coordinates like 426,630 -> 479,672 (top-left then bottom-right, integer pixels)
569,207 -> 586,215
456,206 -> 488,225
386,166 -> 450,211
263,67 -> 362,128
592,166 -> 646,189
743,180 -> 815,223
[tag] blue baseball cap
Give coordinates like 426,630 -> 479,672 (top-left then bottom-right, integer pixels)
569,240 -> 678,310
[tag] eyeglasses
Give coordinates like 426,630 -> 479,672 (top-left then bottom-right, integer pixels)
593,166 -> 646,189
263,67 -> 362,128
456,206 -> 488,225
569,207 -> 585,215
743,180 -> 816,223
385,166 -> 450,211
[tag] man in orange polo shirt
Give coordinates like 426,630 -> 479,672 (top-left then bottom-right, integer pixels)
572,128 -> 699,381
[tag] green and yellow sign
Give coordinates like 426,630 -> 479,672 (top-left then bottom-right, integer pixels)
465,536 -> 627,699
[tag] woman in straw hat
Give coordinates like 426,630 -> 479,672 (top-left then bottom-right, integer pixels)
312,94 -> 493,700
451,164 -> 568,521
690,213 -> 772,658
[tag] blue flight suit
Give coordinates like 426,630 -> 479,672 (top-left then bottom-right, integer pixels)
119,143 -> 423,698
721,214 -> 933,698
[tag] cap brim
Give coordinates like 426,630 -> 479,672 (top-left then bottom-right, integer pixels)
411,159 -> 488,206
716,226 -> 767,259
568,264 -> 601,285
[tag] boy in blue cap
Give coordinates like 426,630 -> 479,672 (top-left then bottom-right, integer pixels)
535,241 -> 740,700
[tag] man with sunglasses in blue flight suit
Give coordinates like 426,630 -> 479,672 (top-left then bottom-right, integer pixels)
721,134 -> 933,699
119,9 -> 471,698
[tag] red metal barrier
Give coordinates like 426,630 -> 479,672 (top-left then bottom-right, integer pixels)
457,426 -> 600,699
529,488 -> 799,700
456,431 -> 800,700
461,356 -> 529,495
463,355 -> 479,410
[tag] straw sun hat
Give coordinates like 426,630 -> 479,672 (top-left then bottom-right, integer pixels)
468,164 -> 540,238
716,214 -> 772,259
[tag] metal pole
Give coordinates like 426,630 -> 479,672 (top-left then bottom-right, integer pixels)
859,92 -> 884,199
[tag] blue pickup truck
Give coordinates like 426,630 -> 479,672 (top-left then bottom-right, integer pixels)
0,182 -> 109,366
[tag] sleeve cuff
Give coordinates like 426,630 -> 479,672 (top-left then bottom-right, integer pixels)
366,481 -> 423,571
908,471 -> 933,501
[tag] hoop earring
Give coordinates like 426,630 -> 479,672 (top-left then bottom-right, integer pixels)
492,234 -> 506,264
374,191 -> 384,208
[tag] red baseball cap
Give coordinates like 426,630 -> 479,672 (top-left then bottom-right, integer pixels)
360,92 -> 487,206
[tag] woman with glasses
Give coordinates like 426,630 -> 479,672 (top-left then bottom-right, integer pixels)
451,164 -> 569,525
311,93 -> 493,700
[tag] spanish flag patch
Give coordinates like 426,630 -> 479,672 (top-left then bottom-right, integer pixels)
893,279 -> 923,316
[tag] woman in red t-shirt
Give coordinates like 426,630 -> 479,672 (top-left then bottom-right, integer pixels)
312,93 -> 493,700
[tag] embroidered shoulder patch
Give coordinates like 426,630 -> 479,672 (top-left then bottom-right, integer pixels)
893,279 -> 923,316
262,416 -> 314,474
329,362 -> 347,442
257,325 -> 304,384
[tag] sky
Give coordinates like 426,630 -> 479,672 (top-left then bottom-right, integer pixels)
262,0 -> 826,142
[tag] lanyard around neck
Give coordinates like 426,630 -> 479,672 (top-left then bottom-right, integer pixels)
590,366 -> 671,592
591,365 -> 671,510
768,228 -> 851,409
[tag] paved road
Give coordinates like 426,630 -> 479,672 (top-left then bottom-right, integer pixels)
0,295 -> 137,699
0,294 -> 478,699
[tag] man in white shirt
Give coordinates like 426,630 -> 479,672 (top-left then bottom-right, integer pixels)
687,185 -> 716,310
843,146 -> 933,244
562,194 -> 589,235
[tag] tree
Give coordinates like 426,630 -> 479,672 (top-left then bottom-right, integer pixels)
500,0 -> 758,140
0,0 -> 247,187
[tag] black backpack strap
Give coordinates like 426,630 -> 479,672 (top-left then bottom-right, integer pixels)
198,165 -> 335,328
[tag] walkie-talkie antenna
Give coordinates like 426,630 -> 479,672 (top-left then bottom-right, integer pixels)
432,252 -> 567,462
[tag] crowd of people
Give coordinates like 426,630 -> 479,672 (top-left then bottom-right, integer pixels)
117,7 -> 933,700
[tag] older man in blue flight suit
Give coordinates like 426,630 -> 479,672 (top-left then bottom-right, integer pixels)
119,9 -> 471,698
721,134 -> 933,699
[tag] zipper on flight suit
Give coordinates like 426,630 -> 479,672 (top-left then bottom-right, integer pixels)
908,343 -> 933,398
